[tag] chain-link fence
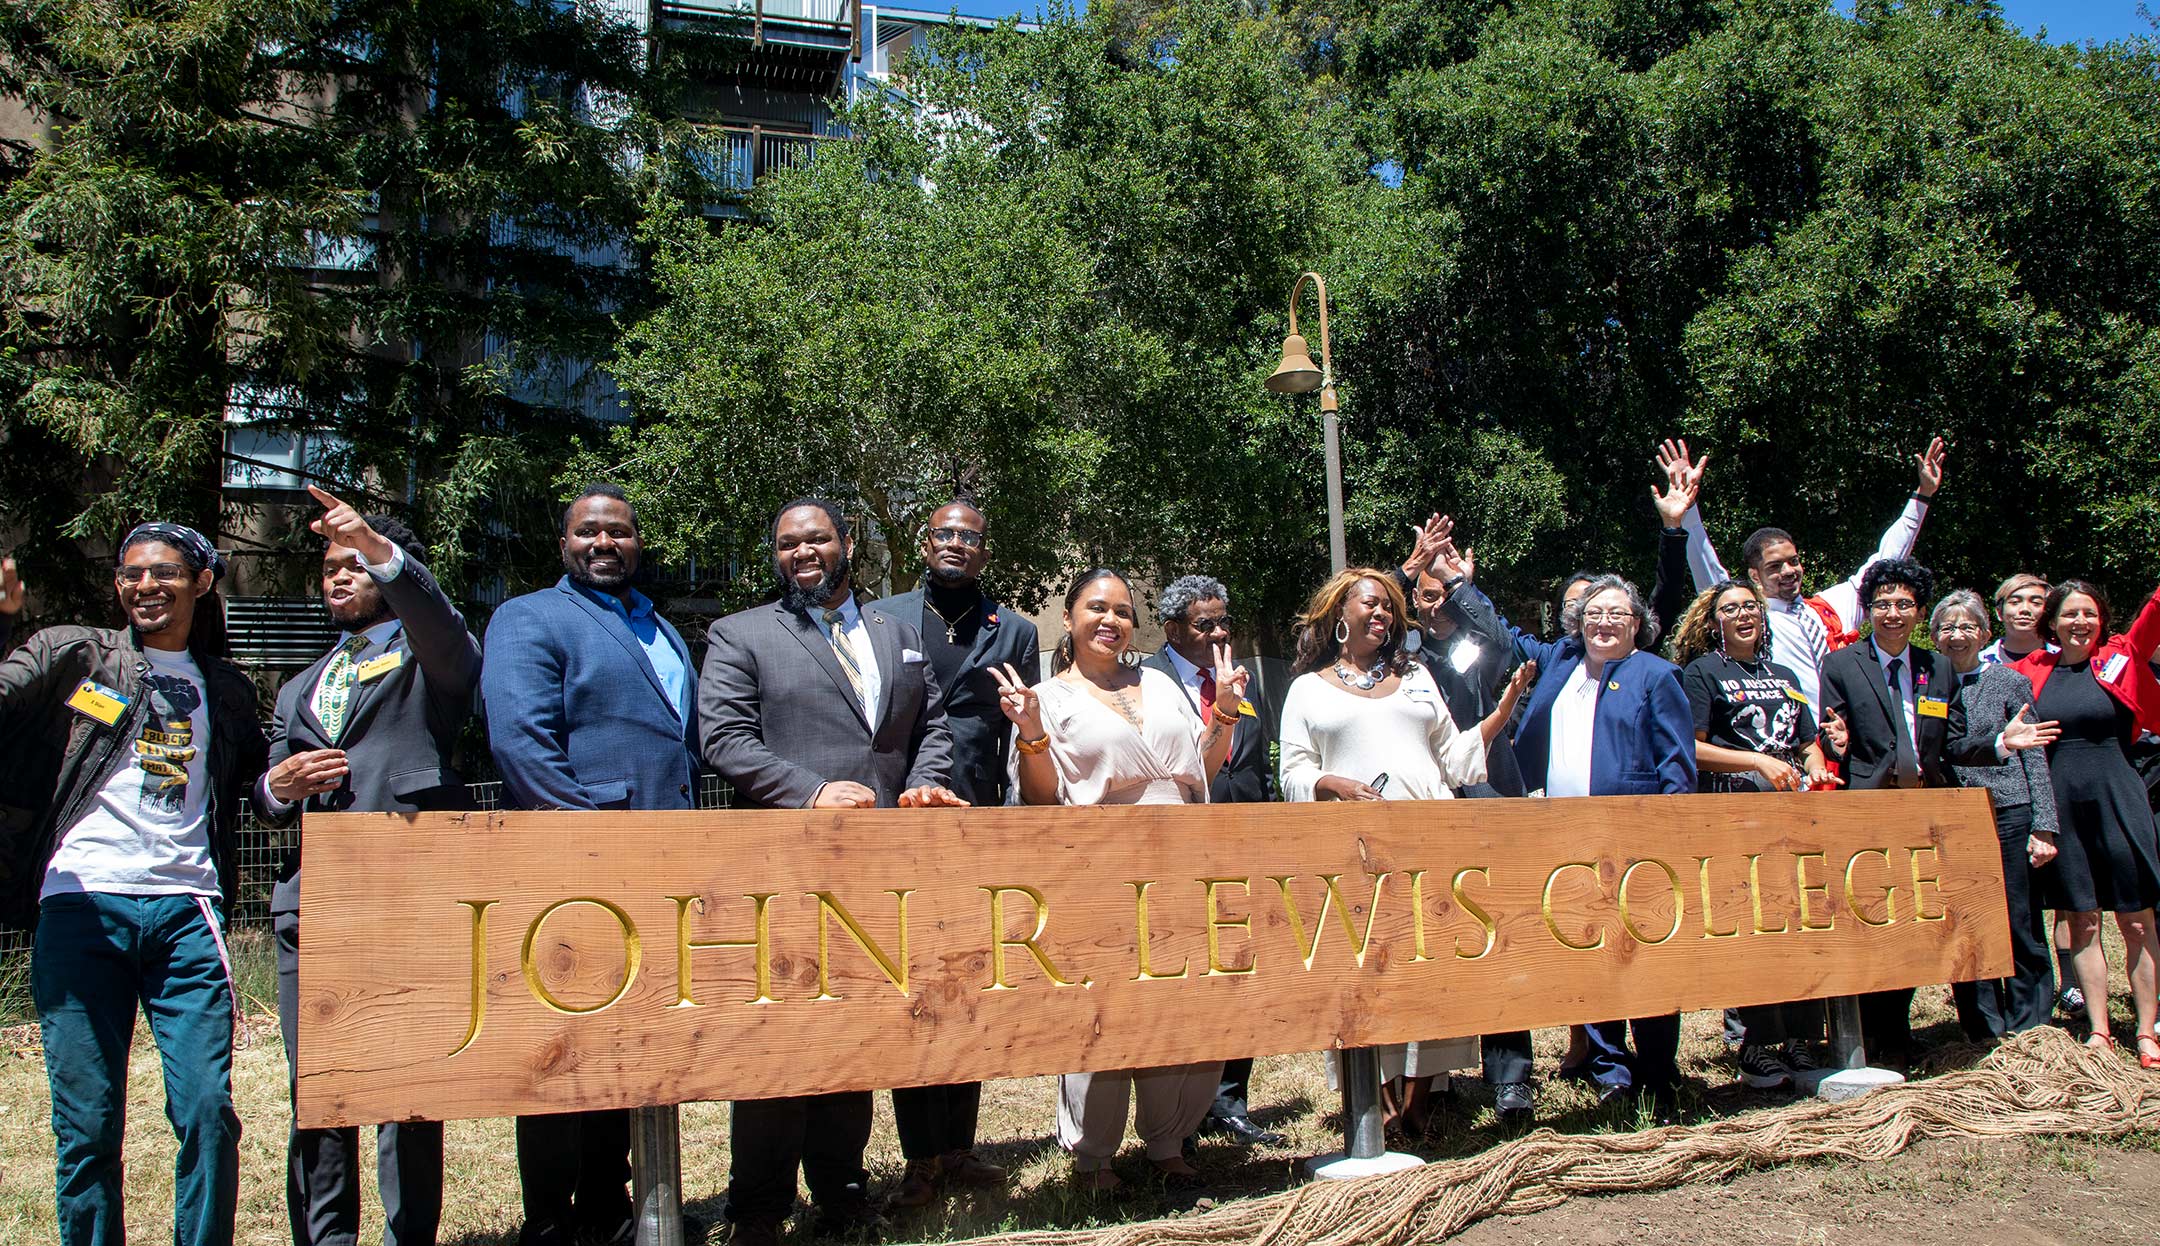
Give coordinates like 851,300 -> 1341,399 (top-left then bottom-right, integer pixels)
0,775 -> 736,1016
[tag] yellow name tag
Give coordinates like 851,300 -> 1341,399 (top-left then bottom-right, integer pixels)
1785,687 -> 1810,702
1917,697 -> 1949,719
355,650 -> 405,684
1238,699 -> 1257,718
65,679 -> 130,727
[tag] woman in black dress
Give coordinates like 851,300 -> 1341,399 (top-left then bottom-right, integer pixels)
2014,579 -> 2160,1066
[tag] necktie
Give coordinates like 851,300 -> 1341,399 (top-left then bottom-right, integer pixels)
315,635 -> 371,742
823,609 -> 867,715
1197,665 -> 1217,715
1886,656 -> 1920,787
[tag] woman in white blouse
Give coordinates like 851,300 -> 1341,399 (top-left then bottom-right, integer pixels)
1277,569 -> 1533,1135
990,568 -> 1248,1191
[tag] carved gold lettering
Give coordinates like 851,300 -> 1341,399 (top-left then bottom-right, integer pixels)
1541,862 -> 1606,951
1794,853 -> 1833,931
1696,856 -> 1738,939
1843,849 -> 1898,928
1746,853 -> 1788,934
672,893 -> 778,1006
810,890 -> 912,1000
1451,868 -> 1496,960
1201,878 -> 1256,976
1406,870 -> 1431,963
521,897 -> 640,1016
1910,847 -> 1946,922
1129,882 -> 1189,980
1618,859 -> 1683,946
450,899 -> 496,1057
983,885 -> 1078,989
1270,873 -> 1388,970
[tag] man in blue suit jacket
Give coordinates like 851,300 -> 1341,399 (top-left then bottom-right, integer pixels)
482,483 -> 697,1246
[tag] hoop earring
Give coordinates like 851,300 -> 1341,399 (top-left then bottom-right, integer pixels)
1118,647 -> 1142,669
1333,618 -> 1350,644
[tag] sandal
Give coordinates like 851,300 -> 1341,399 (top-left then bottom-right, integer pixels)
2137,1033 -> 2160,1071
2087,1032 -> 2117,1052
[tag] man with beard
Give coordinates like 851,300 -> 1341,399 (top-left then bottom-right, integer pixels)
699,497 -> 963,1246
482,482 -> 698,1246
258,486 -> 479,1246
872,499 -> 1035,1207
0,523 -> 268,1246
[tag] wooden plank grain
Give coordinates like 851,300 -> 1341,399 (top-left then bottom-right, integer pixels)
296,790 -> 2007,1127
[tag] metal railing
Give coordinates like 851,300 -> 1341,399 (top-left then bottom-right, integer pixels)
694,126 -> 817,194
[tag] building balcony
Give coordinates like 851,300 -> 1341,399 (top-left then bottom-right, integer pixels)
694,125 -> 817,196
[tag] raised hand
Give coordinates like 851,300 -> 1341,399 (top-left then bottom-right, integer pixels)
307,484 -> 395,565
898,785 -> 970,808
1400,512 -> 1455,580
989,661 -> 1046,740
1651,437 -> 1707,526
1819,706 -> 1850,755
2001,703 -> 2060,752
1210,640 -> 1251,716
267,748 -> 350,803
1431,538 -> 1473,585
0,556 -> 23,616
1914,436 -> 1947,497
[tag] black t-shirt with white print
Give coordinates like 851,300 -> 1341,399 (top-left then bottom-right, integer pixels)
1682,651 -> 1818,794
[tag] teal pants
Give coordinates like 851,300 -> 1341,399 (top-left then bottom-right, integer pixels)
34,892 -> 240,1246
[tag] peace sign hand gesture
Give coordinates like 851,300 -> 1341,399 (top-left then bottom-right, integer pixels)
989,662 -> 1045,740
307,485 -> 395,566
1210,640 -> 1251,718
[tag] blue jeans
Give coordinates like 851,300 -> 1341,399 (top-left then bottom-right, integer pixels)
34,892 -> 241,1246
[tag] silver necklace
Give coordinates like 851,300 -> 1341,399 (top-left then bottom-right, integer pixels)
1333,656 -> 1390,690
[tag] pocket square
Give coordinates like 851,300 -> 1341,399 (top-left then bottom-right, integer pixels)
901,648 -> 927,664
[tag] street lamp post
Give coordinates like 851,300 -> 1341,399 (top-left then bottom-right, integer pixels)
1265,272 -> 1424,1180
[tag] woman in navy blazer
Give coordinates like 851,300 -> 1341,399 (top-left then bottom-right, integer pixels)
1512,573 -> 1696,1117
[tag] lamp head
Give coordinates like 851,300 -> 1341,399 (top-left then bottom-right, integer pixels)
1266,334 -> 1323,395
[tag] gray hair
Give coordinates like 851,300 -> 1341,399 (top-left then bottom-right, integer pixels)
1158,574 -> 1228,622
1565,573 -> 1661,651
1931,589 -> 1991,639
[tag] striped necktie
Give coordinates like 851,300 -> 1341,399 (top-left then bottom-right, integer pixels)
822,608 -> 867,714
315,634 -> 371,742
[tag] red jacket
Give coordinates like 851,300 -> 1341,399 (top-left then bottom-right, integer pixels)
2012,583 -> 2160,736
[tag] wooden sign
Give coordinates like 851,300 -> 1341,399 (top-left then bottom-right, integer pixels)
296,790 -> 2008,1128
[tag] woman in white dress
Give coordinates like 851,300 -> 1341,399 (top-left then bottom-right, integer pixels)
990,568 -> 1249,1191
1277,568 -> 1534,1135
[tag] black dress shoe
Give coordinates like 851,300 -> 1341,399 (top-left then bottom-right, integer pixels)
1494,1081 -> 1534,1124
1650,1086 -> 1679,1125
810,1199 -> 882,1242
1199,1110 -> 1287,1147
726,1218 -> 783,1246
1595,1081 -> 1631,1107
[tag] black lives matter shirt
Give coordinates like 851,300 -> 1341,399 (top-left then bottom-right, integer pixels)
1682,652 -> 1818,794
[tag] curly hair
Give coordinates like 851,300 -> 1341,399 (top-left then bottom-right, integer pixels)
1858,558 -> 1935,616
1670,580 -> 1768,668
1158,574 -> 1228,623
1291,569 -> 1414,676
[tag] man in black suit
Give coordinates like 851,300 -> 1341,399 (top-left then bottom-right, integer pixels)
1142,574 -> 1284,1148
259,487 -> 481,1246
700,497 -> 964,1246
874,500 -> 1035,1208
1820,557 -> 2055,1067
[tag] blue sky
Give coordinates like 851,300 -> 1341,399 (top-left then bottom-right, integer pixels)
922,0 -> 2153,45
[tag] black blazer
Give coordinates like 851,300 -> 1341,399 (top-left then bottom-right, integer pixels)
264,552 -> 482,914
1819,639 -> 1993,791
879,587 -> 1039,806
1141,648 -> 1274,804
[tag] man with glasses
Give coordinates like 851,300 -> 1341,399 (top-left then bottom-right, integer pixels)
875,499 -> 1036,1208
1819,558 -> 2056,1068
1142,574 -> 1285,1147
0,524 -> 268,1246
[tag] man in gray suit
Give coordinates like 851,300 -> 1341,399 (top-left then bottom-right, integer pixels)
260,487 -> 481,1246
700,497 -> 963,1246
873,499 -> 1036,1208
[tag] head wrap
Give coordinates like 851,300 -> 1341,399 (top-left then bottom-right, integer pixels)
119,522 -> 227,583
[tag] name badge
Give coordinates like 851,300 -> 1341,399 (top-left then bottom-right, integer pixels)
1238,699 -> 1257,718
2100,653 -> 2129,684
1784,687 -> 1811,702
1917,697 -> 1949,719
66,679 -> 131,727
355,650 -> 405,684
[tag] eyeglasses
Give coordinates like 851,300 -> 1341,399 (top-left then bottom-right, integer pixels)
1937,623 -> 1984,637
115,563 -> 192,587
927,527 -> 984,548
1583,609 -> 1637,625
1715,601 -> 1763,618
1183,615 -> 1233,634
1869,598 -> 1920,615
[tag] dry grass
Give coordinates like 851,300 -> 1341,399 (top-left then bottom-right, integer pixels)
1,926 -> 2152,1246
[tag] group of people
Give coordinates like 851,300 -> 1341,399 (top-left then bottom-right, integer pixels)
0,431 -> 2154,1246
